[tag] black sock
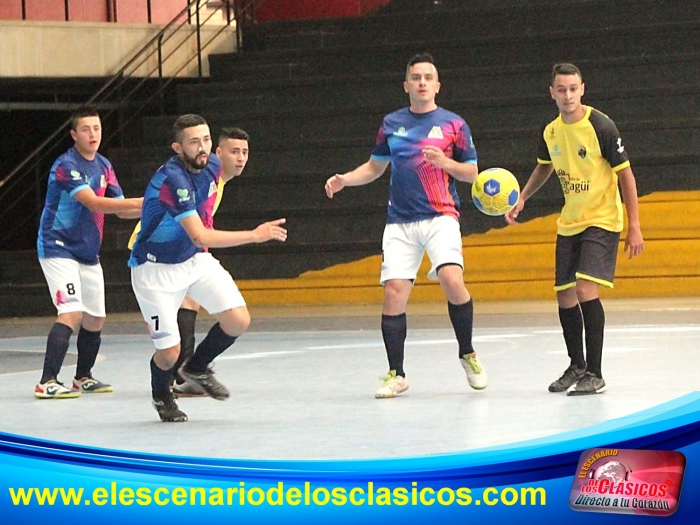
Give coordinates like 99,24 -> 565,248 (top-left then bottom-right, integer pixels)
173,308 -> 198,384
448,299 -> 474,358
75,327 -> 101,379
151,356 -> 174,399
580,298 -> 605,377
381,313 -> 407,377
40,323 -> 73,383
559,304 -> 585,369
186,323 -> 237,372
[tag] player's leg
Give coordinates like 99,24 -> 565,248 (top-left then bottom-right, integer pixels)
36,258 -> 83,399
567,227 -> 619,396
426,216 -> 487,390
172,296 -> 206,397
151,344 -> 188,422
375,223 -> 420,398
550,233 -> 587,392
382,278 -> 412,372
73,262 -> 112,394
131,263 -> 189,422
182,253 -> 247,400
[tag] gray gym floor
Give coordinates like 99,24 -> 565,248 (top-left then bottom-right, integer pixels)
0,298 -> 698,460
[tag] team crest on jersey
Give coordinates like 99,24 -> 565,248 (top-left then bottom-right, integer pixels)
70,170 -> 82,181
100,174 -> 107,187
428,126 -> 444,139
394,127 -> 408,137
208,181 -> 217,198
616,137 -> 625,154
176,188 -> 190,203
578,146 -> 587,159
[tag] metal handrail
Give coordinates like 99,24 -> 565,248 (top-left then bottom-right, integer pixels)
2,0 -> 203,190
0,0 -> 265,250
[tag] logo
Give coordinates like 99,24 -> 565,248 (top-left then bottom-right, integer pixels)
394,127 -> 408,137
427,126 -> 443,139
100,174 -> 107,188
556,170 -> 590,194
569,448 -> 686,517
46,385 -> 62,395
616,137 -> 625,154
484,180 -> 500,197
176,188 -> 190,203
578,146 -> 587,159
70,170 -> 82,181
208,181 -> 217,198
551,145 -> 563,157
549,127 -> 555,138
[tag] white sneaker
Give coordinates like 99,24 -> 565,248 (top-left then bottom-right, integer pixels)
34,380 -> 80,399
375,371 -> 409,399
461,354 -> 487,390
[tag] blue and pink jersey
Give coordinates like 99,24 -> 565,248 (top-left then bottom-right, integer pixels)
128,154 -> 222,267
37,147 -> 124,264
371,107 -> 477,223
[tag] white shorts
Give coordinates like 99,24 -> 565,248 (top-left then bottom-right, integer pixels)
39,257 -> 106,317
131,252 -> 246,350
380,215 -> 464,284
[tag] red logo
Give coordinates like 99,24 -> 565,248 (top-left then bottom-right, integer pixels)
569,448 -> 685,516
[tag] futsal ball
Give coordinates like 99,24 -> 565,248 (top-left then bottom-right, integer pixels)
471,167 -> 520,216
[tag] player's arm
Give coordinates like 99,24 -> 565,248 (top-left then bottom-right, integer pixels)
505,163 -> 554,224
115,198 -> 143,219
616,166 -> 644,259
179,214 -> 287,248
421,145 -> 478,182
74,188 -> 143,218
325,158 -> 389,198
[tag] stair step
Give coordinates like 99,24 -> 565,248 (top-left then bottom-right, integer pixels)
250,0 -> 700,51
210,23 -> 700,81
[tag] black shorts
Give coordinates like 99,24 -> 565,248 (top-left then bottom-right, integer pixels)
554,226 -> 620,291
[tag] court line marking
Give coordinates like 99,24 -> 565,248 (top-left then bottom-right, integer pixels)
307,334 -> 531,350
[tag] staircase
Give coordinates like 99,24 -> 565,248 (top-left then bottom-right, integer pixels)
1,0 -> 699,316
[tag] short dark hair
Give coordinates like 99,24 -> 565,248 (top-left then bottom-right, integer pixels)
551,63 -> 583,85
219,127 -> 249,143
173,114 -> 208,142
406,53 -> 436,75
70,106 -> 100,130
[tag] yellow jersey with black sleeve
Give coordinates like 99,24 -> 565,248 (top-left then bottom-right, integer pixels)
127,176 -> 227,250
536,105 -> 631,236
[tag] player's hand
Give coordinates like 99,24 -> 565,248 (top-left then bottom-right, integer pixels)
422,145 -> 448,168
505,198 -> 525,225
624,224 -> 644,259
254,218 -> 287,243
325,174 -> 345,198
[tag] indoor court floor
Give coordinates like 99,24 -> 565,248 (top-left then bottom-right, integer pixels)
0,298 -> 698,460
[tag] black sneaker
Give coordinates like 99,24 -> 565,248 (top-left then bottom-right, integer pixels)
548,365 -> 586,393
173,381 -> 208,398
178,363 -> 230,400
567,372 -> 607,396
152,394 -> 188,422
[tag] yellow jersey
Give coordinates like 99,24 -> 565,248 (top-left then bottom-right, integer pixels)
537,106 -> 631,236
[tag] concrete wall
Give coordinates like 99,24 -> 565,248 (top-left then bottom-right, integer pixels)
0,19 -> 236,77
232,191 -> 700,305
255,0 -> 391,21
0,0 -> 188,23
